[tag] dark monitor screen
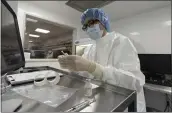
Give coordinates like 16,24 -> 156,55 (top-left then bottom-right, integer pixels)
1,0 -> 25,75
138,54 -> 171,74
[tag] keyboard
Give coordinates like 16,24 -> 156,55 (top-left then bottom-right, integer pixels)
6,70 -> 62,85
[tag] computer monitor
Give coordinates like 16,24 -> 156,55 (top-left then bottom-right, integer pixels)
1,0 -> 25,75
138,54 -> 172,74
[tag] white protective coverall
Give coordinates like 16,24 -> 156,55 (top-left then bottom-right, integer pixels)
82,31 -> 146,112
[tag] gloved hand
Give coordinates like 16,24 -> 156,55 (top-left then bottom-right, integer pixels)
58,55 -> 96,73
58,55 -> 104,80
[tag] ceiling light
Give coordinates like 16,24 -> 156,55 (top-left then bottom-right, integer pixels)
29,34 -> 40,38
130,32 -> 140,36
35,28 -> 50,34
164,20 -> 171,26
26,18 -> 38,23
29,41 -> 33,43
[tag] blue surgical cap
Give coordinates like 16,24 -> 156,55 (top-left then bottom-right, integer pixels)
81,8 -> 110,32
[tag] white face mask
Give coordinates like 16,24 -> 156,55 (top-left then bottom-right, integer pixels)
86,24 -> 103,40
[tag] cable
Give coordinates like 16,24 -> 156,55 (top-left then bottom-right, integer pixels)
167,95 -> 172,103
164,104 -> 168,112
165,80 -> 172,87
170,105 -> 172,111
165,94 -> 172,112
170,106 -> 172,111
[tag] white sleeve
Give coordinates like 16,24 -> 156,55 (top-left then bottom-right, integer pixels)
94,37 -> 145,92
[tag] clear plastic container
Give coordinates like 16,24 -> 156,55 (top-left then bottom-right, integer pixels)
84,79 -> 92,97
34,71 -> 60,86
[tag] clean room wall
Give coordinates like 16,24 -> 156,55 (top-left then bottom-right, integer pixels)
17,8 -> 25,46
110,6 -> 171,54
17,1 -> 82,47
17,1 -> 80,27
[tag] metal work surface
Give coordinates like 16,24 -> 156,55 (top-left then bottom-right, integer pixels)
2,67 -> 137,112
144,83 -> 172,95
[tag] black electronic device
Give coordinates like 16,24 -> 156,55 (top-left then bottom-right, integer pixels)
138,54 -> 171,74
1,1 -> 25,111
138,54 -> 172,87
1,0 -> 48,77
1,0 -> 25,75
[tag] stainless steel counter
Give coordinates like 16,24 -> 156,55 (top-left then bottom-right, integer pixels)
2,67 -> 137,112
144,83 -> 172,95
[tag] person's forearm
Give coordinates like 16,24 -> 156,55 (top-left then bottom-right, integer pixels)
89,63 -> 144,92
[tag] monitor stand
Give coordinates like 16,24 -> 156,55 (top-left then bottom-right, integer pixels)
2,99 -> 23,112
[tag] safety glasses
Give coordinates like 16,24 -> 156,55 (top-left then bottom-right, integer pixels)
82,19 -> 100,31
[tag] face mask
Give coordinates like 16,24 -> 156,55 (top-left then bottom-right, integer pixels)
86,24 -> 103,40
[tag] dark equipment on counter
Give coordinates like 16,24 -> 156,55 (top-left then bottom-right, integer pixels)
1,0 -> 25,75
138,54 -> 172,87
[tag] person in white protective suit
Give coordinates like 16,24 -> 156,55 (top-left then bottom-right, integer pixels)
58,8 -> 146,112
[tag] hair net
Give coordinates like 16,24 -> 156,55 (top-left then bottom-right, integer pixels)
81,8 -> 110,32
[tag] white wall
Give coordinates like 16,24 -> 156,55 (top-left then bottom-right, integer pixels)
111,6 -> 171,54
17,8 -> 25,46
